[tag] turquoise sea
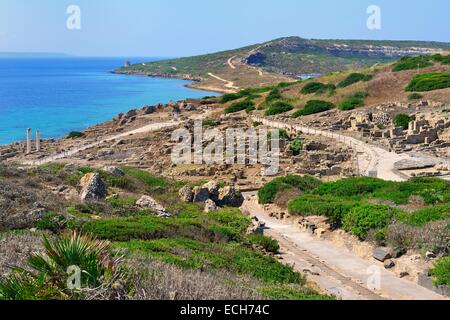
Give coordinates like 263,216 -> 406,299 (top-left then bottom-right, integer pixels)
0,57 -> 218,145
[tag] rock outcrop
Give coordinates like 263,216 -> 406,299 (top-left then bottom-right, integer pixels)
179,186 -> 194,203
204,199 -> 218,213
80,173 -> 107,201
136,195 -> 171,217
218,186 -> 244,207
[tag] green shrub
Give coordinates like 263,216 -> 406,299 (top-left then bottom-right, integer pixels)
392,55 -> 434,72
220,93 -> 242,104
337,73 -> 373,88
122,167 -> 167,189
290,138 -> 302,156
202,119 -> 219,127
116,238 -> 303,284
292,100 -> 335,117
394,113 -> 413,129
34,211 -> 66,232
408,93 -> 423,100
301,82 -> 331,94
66,131 -> 85,139
258,175 -> 321,204
406,72 -> 450,92
316,177 -> 390,197
265,88 -> 282,103
397,203 -> 450,227
338,92 -> 369,111
288,194 -> 359,223
343,205 -> 400,240
225,100 -> 255,114
247,233 -> 280,253
430,256 -> 450,288
267,129 -> 289,140
264,101 -> 294,116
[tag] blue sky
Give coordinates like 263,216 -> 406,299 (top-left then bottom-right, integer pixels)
0,0 -> 449,57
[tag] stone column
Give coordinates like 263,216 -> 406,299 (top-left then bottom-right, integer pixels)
26,128 -> 31,154
36,130 -> 41,152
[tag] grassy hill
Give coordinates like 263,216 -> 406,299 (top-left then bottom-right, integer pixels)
115,36 -> 450,92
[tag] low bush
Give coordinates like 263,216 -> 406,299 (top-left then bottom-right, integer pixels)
288,194 -> 359,224
338,92 -> 369,111
224,100 -> 255,114
301,82 -> 335,95
337,73 -> 373,88
392,55 -> 434,72
258,175 -> 321,204
265,88 -> 282,103
394,113 -> 413,129
405,72 -> 450,92
408,93 -> 423,100
290,138 -> 302,156
343,204 -> 401,240
397,203 -> 450,227
247,233 -> 280,253
264,101 -> 294,116
292,100 -> 335,117
66,131 -> 85,139
430,256 -> 450,288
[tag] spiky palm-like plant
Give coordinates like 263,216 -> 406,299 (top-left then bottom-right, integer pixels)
28,232 -> 122,288
0,232 -> 124,300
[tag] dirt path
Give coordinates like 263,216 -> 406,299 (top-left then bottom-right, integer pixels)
241,193 -> 446,300
227,56 -> 237,69
252,116 -> 411,182
208,73 -> 240,91
22,121 -> 181,166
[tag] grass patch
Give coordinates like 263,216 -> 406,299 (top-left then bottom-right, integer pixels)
397,203 -> 450,227
301,82 -> 335,95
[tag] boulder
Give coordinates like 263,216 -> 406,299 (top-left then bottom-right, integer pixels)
204,199 -> 218,213
80,173 -> 107,201
373,247 -> 391,262
104,166 -> 125,176
178,186 -> 194,203
384,259 -> 395,269
203,181 -> 219,202
425,251 -> 436,259
218,186 -> 244,207
193,187 -> 209,203
391,247 -> 407,259
136,195 -> 171,217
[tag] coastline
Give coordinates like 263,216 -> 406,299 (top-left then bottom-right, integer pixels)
113,69 -> 235,94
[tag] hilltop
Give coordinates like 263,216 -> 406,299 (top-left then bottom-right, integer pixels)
115,36 -> 450,92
